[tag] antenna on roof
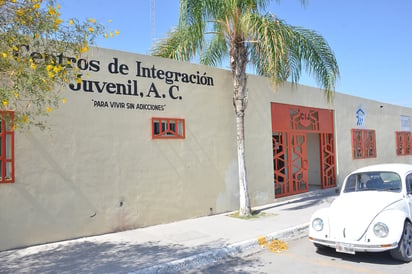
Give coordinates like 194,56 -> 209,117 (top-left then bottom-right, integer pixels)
150,0 -> 156,49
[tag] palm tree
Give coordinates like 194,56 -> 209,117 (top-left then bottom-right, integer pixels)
152,0 -> 339,216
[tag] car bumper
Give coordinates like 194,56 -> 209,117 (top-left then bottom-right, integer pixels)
309,236 -> 398,254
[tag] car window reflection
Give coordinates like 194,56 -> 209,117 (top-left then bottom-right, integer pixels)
344,172 -> 402,193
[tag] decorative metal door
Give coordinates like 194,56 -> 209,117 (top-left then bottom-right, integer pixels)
271,103 -> 336,198
273,132 -> 308,197
319,133 -> 336,189
273,133 -> 287,196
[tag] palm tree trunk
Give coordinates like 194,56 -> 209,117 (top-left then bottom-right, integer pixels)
235,109 -> 251,216
231,40 -> 252,217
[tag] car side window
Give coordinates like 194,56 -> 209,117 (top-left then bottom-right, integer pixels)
406,174 -> 412,194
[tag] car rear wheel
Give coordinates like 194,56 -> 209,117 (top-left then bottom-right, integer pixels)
390,221 -> 412,262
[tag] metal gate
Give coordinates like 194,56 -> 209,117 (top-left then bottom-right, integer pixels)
320,133 -> 336,189
271,103 -> 336,198
273,132 -> 308,197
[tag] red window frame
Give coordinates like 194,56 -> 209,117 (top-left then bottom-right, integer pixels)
396,131 -> 412,156
151,117 -> 185,139
0,111 -> 15,184
351,129 -> 376,159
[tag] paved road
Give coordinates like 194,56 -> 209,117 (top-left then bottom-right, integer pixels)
190,237 -> 412,273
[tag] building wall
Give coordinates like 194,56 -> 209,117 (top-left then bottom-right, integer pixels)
1,47 -> 412,251
333,92 -> 412,184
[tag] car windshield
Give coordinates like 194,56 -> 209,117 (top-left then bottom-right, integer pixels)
343,171 -> 402,193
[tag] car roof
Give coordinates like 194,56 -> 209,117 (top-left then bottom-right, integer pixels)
351,163 -> 412,176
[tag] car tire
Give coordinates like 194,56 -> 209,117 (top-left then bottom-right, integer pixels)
390,221 -> 412,262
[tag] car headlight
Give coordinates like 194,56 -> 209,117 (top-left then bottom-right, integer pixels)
312,218 -> 324,231
373,222 -> 389,238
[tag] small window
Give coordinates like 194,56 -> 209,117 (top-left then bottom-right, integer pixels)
351,129 -> 376,159
396,131 -> 412,156
151,117 -> 185,139
401,115 -> 411,131
0,111 -> 14,184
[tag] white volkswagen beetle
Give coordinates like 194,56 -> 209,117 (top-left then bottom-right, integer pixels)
309,163 -> 412,262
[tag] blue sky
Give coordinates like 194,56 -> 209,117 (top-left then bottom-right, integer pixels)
60,0 -> 412,107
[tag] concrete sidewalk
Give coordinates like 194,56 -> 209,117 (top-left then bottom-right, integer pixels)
0,188 -> 337,274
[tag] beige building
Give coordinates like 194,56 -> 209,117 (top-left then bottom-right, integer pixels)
1,47 -> 412,251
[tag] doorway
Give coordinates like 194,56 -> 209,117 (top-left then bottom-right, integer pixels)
271,103 -> 336,198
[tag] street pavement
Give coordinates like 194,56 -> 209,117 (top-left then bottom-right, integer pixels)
0,188 -> 338,274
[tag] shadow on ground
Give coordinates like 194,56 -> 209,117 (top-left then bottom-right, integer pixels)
0,238 -> 234,274
257,190 -> 338,213
315,246 -> 406,266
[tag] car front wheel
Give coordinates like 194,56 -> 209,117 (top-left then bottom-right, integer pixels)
390,221 -> 412,262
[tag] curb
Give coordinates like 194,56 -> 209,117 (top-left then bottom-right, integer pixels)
131,223 -> 309,274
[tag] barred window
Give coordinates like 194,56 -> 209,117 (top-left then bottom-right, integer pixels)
0,111 -> 14,184
351,129 -> 376,159
151,117 -> 185,139
396,131 -> 412,156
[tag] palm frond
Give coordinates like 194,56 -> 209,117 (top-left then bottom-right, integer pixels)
288,26 -> 340,100
151,27 -> 201,61
247,13 -> 339,101
152,0 -> 339,101
247,14 -> 291,82
200,33 -> 228,66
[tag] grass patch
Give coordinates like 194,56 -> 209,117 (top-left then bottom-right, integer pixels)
228,210 -> 268,219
